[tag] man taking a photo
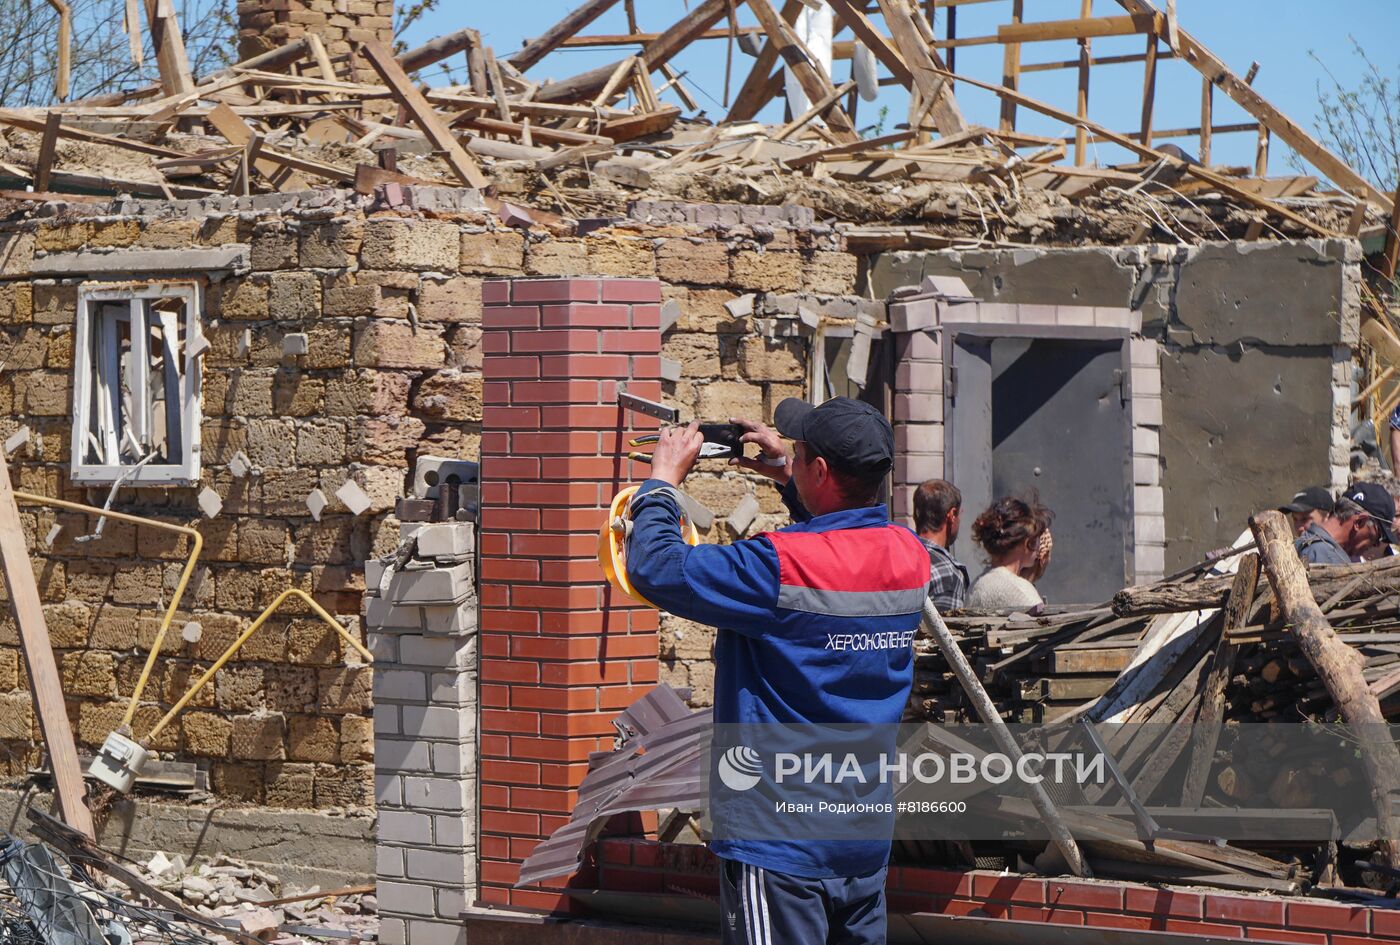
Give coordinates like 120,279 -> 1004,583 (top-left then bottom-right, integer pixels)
627,397 -> 930,945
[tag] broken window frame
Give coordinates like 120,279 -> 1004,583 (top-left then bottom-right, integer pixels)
71,281 -> 204,487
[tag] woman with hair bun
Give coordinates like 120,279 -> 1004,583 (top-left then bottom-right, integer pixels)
965,496 -> 1054,611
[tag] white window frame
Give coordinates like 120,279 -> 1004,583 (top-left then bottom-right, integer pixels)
71,281 -> 203,487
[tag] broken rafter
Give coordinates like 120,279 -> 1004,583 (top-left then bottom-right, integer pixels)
746,0 -> 859,143
359,41 -> 490,190
1113,0 -> 1392,210
509,0 -> 624,73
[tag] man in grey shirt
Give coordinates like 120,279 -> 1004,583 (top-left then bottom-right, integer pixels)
1296,483 -> 1394,564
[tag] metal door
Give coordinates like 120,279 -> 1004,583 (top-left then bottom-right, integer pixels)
948,334 -> 1131,606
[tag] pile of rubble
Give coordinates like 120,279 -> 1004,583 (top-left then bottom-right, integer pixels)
0,0 -> 1391,251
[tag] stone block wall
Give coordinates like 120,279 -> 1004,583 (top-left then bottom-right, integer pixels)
236,0 -> 393,85
0,190 -> 842,806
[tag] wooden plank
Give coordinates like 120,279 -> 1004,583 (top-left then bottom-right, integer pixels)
142,0 -> 194,95
774,80 -> 857,142
1045,643 -> 1138,674
33,112 -> 61,193
875,0 -> 967,134
205,103 -> 308,192
1112,0 -> 1392,210
1022,50 -> 1176,73
746,0 -> 858,143
784,130 -> 917,168
304,33 -> 336,83
1200,75 -> 1213,164
1383,178 -> 1400,281
0,108 -> 185,158
352,163 -> 453,196
509,0 -> 624,72
1074,0 -> 1091,166
999,0 -> 1023,132
359,41 -> 490,190
599,106 -> 681,143
399,28 -> 477,75
998,13 -> 1161,44
726,0 -> 805,122
1181,554 -> 1259,806
484,47 -> 513,123
924,64 -> 1337,237
0,455 -> 93,840
536,0 -> 729,104
453,114 -> 610,146
1139,33 -> 1158,145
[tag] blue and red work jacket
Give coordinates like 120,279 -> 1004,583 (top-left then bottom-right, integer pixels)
628,478 -> 931,879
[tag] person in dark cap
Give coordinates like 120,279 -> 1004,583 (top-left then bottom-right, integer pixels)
1296,483 -> 1396,565
628,397 -> 930,945
1279,486 -> 1335,538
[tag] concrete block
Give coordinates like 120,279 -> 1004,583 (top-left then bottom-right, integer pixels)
414,523 -> 475,558
402,705 -> 468,740
905,329 -> 941,360
406,920 -> 466,945
406,848 -> 467,881
1134,544 -> 1166,576
971,303 -> 1018,325
378,919 -> 406,945
435,887 -> 469,921
376,847 -> 406,879
724,293 -> 756,318
1015,303 -> 1057,326
1130,366 -> 1162,397
428,672 -> 476,705
1135,486 -> 1165,515
1134,514 -> 1166,544
1129,338 -> 1159,367
903,453 -> 944,483
889,299 -> 938,332
365,560 -> 387,592
432,815 -> 472,848
282,333 -> 309,356
197,487 -> 224,519
421,598 -> 478,636
431,742 -> 475,775
403,776 -> 469,812
1054,305 -> 1095,327
30,245 -> 249,276
374,773 -> 403,805
378,881 -> 434,916
894,422 -> 943,455
1133,396 -> 1163,427
373,705 -> 400,736
367,596 -> 424,631
388,563 -> 474,606
376,737 -> 432,772
1093,306 -> 1133,329
399,634 -> 476,670
1131,426 -> 1159,455
374,669 -> 428,702
1132,456 -> 1160,486
921,275 -> 975,300
726,494 -> 761,538
660,298 -> 682,333
337,479 -> 373,516
378,811 -> 434,846
894,393 -> 941,423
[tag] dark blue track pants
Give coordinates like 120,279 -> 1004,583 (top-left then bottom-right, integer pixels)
718,858 -> 887,945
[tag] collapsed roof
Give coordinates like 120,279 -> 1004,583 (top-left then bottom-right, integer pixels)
0,0 -> 1391,249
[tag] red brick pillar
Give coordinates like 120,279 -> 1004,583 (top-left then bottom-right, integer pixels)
478,277 -> 663,911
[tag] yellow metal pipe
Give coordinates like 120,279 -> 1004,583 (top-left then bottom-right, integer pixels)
145,587 -> 373,742
13,490 -> 203,728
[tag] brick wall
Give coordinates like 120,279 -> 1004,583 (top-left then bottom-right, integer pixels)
595,839 -> 1400,944
0,191 -> 841,808
475,276 -> 665,911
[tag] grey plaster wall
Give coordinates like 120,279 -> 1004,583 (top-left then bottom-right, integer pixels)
869,240 -> 1361,571
0,788 -> 374,888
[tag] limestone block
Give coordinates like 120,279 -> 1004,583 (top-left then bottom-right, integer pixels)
353,321 -> 447,369
362,219 -> 459,272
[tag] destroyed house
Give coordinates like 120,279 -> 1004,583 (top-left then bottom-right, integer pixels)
0,0 -> 1395,943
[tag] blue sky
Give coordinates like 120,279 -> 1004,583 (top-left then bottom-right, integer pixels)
402,1 -> 1398,176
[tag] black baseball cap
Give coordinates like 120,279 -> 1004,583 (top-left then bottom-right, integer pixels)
1344,482 -> 1397,544
774,396 -> 894,478
1279,486 -> 1334,515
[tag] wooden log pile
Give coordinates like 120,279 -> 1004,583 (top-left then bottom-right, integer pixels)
910,531 -> 1400,890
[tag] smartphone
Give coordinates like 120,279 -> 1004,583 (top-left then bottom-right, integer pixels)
698,422 -> 744,459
